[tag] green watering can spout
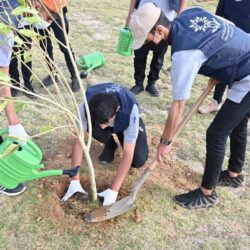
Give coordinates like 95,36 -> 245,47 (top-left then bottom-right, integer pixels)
24,166 -> 80,182
0,129 -> 80,189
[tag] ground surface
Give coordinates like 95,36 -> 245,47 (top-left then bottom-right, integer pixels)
0,0 -> 249,249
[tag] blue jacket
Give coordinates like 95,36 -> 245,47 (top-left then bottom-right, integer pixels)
86,83 -> 138,133
216,0 -> 250,33
0,0 -> 21,28
170,7 -> 250,86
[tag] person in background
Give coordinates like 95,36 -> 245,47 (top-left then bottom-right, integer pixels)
126,0 -> 187,97
62,83 -> 149,206
129,3 -> 250,209
198,0 -> 250,114
35,3 -> 80,92
0,0 -> 65,195
9,22 -> 35,98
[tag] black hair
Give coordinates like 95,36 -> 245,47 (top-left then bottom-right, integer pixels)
89,93 -> 119,125
150,10 -> 171,34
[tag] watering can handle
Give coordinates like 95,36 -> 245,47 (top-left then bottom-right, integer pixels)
0,128 -> 8,136
26,139 -> 43,160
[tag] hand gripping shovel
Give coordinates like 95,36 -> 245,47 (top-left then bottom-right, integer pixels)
85,79 -> 218,222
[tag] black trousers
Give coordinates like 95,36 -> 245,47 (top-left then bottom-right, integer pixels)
9,26 -> 33,89
36,7 -> 76,78
92,118 -> 149,168
213,82 -> 227,104
201,91 -> 250,189
134,40 -> 168,86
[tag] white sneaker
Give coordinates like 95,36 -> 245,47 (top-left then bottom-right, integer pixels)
198,99 -> 222,114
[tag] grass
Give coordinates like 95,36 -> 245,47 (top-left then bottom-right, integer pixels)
0,0 -> 250,249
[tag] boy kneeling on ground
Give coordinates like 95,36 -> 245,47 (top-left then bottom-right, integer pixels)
62,82 -> 149,205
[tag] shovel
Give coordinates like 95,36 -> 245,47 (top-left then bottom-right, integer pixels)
85,79 -> 218,222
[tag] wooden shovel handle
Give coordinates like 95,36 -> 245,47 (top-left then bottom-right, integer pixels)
148,78 -> 218,171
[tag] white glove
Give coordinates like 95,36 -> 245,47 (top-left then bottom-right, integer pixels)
98,188 -> 118,206
8,123 -> 29,143
61,180 -> 88,202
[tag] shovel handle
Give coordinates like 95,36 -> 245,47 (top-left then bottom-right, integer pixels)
147,78 -> 218,172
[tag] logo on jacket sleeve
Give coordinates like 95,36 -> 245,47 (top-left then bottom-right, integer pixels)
189,16 -> 220,33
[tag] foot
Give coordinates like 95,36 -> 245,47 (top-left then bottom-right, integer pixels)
130,85 -> 144,95
71,76 -> 80,92
42,74 -> 59,87
0,183 -> 26,196
99,142 -> 118,165
24,84 -> 37,99
145,84 -> 159,97
218,170 -> 244,188
198,99 -> 221,114
174,188 -> 219,209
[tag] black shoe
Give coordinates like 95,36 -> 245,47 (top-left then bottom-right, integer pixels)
218,170 -> 244,188
42,74 -> 59,87
174,188 -> 219,209
24,85 -> 37,99
71,76 -> 80,92
145,84 -> 159,97
0,183 -> 26,196
99,142 -> 118,165
130,85 -> 144,95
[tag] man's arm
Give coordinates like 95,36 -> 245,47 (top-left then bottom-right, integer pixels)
126,0 -> 137,26
177,0 -> 188,15
110,142 -> 135,191
157,50 -> 208,161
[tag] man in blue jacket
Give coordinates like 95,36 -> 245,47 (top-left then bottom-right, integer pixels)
129,3 -> 250,209
199,0 -> 250,114
62,83 -> 149,206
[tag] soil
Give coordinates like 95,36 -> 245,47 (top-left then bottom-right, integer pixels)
34,131 -> 200,232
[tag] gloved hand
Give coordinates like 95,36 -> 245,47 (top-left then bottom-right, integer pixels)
98,188 -> 118,206
8,123 -> 29,143
61,180 -> 88,202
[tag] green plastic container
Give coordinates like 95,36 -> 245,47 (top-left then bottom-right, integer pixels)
0,128 -> 79,189
77,52 -> 105,72
117,27 -> 134,57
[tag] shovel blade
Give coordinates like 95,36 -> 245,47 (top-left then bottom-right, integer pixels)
85,196 -> 134,222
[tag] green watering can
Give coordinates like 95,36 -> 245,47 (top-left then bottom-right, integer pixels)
0,128 -> 79,189
77,51 -> 105,78
116,27 -> 134,57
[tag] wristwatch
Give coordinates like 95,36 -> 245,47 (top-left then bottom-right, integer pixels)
160,138 -> 172,145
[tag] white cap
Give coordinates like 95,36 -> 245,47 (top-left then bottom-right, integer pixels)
129,3 -> 161,50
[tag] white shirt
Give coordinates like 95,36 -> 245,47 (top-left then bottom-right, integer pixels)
171,49 -> 250,103
79,104 -> 140,144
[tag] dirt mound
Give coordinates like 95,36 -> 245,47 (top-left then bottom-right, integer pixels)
34,135 -> 201,231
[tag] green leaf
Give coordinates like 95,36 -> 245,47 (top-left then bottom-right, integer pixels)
18,29 -> 38,38
0,70 -> 10,83
23,15 -> 41,25
13,36 -> 24,45
15,102 -> 26,113
0,101 -> 8,113
12,6 -> 38,16
0,23 -> 12,35
17,0 -> 27,6
23,51 -> 32,63
39,124 -> 52,134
